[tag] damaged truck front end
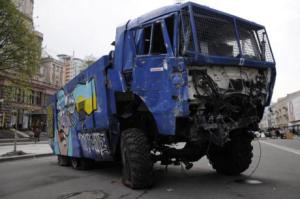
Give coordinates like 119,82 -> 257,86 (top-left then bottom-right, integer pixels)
112,2 -> 277,187
173,4 -> 276,147
125,3 -> 276,174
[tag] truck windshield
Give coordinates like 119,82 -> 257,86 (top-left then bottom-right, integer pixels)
180,6 -> 274,62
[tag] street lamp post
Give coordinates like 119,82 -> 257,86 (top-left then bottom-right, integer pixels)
0,98 -> 4,128
14,128 -> 17,152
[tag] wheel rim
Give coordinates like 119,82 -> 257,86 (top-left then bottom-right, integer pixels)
58,156 -> 62,165
72,158 -> 79,168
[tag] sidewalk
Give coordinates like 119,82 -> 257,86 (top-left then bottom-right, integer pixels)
0,143 -> 53,162
0,140 -> 48,146
294,135 -> 300,140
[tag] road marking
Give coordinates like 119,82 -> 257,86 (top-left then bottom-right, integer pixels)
260,141 -> 300,156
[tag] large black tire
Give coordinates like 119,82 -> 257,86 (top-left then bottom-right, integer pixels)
79,158 -> 94,170
57,155 -> 69,166
121,128 -> 154,189
207,135 -> 253,175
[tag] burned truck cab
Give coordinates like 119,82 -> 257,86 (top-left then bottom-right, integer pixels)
114,2 -> 276,146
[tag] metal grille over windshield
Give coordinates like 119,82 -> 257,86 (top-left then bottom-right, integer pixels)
180,7 -> 194,53
257,29 -> 274,62
237,23 -> 261,61
184,6 -> 275,63
192,7 -> 240,57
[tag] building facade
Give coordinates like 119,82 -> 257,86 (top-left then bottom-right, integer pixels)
0,54 -> 64,129
58,54 -> 86,85
12,0 -> 43,41
38,54 -> 64,87
73,58 -> 86,76
57,54 -> 73,84
260,90 -> 300,134
0,0 -> 62,130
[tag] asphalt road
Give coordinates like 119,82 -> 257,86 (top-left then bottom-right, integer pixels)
0,138 -> 300,199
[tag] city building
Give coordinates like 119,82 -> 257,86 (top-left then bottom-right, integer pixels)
259,106 -> 274,130
58,54 -> 86,85
12,0 -> 43,42
260,90 -> 300,134
39,52 -> 64,87
0,0 -> 61,130
0,0 -> 90,130
57,54 -> 73,84
273,97 -> 289,128
73,58 -> 86,76
0,52 -> 64,129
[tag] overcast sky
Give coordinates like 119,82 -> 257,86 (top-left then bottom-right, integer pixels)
33,0 -> 300,102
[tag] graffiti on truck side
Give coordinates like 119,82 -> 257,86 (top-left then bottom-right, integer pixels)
55,78 -> 98,156
78,132 -> 111,159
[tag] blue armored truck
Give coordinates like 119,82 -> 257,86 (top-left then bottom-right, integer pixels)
47,2 -> 276,189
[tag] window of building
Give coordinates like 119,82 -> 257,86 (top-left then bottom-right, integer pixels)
36,92 -> 42,105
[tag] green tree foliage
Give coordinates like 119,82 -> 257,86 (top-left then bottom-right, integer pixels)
83,55 -> 96,66
0,0 -> 41,79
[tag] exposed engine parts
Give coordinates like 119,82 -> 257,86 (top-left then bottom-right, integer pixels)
187,66 -> 271,146
152,142 -> 208,170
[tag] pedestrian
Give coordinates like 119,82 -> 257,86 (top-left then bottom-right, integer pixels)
33,121 -> 41,143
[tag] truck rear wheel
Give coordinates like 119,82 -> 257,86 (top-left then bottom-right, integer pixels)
57,155 -> 69,166
71,158 -> 80,169
80,158 -> 94,170
207,135 -> 253,175
71,158 -> 94,170
121,128 -> 154,189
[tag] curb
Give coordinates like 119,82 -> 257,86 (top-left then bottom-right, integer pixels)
0,140 -> 48,146
294,136 -> 300,140
0,153 -> 54,163
0,138 -> 31,143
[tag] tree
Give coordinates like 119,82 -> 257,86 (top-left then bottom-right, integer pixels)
83,55 -> 97,67
0,0 -> 41,79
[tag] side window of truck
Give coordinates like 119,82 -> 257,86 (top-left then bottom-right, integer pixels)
136,26 -> 151,55
165,15 -> 174,51
150,22 -> 167,54
135,22 -> 167,55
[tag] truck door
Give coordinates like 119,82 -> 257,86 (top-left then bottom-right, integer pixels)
132,20 -> 174,92
131,17 -> 186,135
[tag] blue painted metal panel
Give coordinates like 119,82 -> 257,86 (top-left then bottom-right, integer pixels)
127,2 -> 264,30
132,56 -> 189,135
52,56 -> 113,160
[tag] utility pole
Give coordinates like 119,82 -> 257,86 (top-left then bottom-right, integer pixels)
0,98 -> 4,128
13,128 -> 17,152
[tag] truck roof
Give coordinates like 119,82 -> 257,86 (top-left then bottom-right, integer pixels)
127,1 -> 265,29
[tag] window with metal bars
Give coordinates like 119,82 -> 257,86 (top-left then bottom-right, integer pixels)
257,29 -> 274,62
238,26 -> 261,60
179,6 -> 274,63
179,7 -> 194,55
192,6 -> 239,57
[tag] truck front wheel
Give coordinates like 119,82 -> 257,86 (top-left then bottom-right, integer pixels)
121,128 -> 154,189
207,135 -> 253,175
